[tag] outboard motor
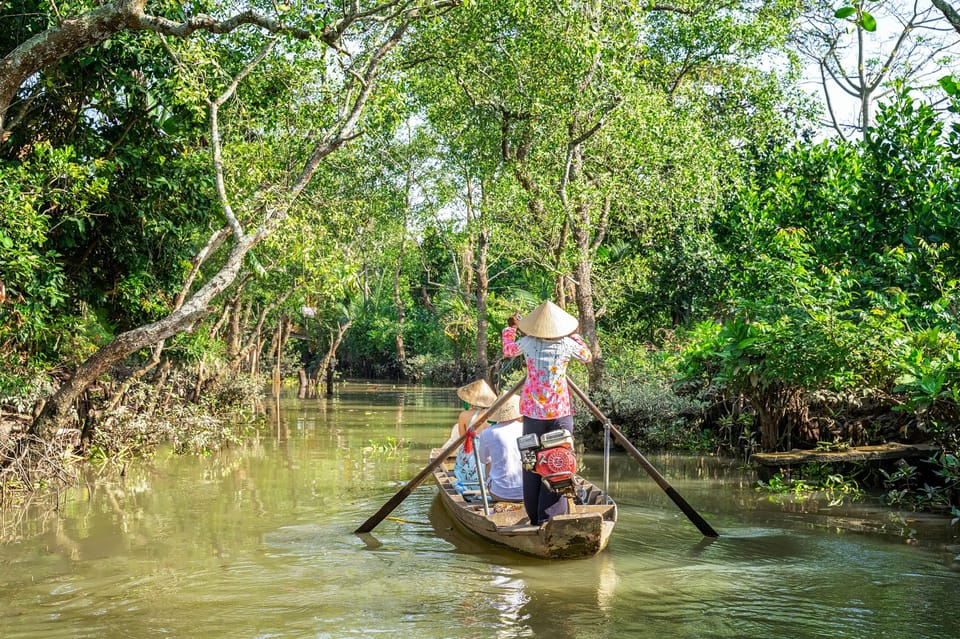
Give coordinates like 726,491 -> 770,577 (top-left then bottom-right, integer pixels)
517,429 -> 577,495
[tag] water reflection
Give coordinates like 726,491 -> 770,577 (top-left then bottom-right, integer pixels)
0,383 -> 958,639
427,495 -> 622,638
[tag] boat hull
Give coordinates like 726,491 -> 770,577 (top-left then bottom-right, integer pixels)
430,447 -> 617,559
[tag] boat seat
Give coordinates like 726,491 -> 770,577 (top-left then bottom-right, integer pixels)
497,523 -> 539,534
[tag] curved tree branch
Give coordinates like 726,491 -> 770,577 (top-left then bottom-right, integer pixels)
932,0 -> 960,34
210,38 -> 280,240
132,9 -> 311,38
0,0 -> 311,134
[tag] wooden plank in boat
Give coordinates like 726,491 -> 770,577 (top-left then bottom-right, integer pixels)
496,524 -> 540,535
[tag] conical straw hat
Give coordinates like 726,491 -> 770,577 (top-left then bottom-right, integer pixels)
486,395 -> 521,422
456,379 -> 498,407
517,301 -> 579,339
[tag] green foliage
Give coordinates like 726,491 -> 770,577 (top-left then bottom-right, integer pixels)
0,143 -> 112,367
834,2 -> 877,31
682,84 -> 960,451
1,7 -> 227,382
0,368 -> 54,413
404,0 -> 805,362
591,340 -> 708,452
881,453 -> 960,512
756,464 -> 865,506
167,330 -> 227,365
893,329 -> 960,442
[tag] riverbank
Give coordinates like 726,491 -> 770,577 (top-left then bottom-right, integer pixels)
3,375 -> 959,530
0,373 -> 258,506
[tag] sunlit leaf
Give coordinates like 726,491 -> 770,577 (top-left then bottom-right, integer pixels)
939,75 -> 958,96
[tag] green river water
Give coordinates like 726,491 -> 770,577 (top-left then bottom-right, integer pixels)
1,383 -> 958,638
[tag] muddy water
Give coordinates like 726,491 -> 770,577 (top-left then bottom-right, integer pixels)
1,383 -> 957,639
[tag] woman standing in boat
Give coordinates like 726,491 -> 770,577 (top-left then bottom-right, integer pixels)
502,301 -> 592,525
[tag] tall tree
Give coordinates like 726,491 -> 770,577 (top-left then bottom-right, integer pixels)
15,1 -> 458,438
0,0 -> 318,139
406,0 -> 801,388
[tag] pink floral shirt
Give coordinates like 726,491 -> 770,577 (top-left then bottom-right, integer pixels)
501,326 -> 592,420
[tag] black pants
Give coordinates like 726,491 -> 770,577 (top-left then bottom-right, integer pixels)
522,415 -> 574,525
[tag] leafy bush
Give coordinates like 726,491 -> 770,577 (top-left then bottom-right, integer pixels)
755,463 -> 865,507
682,86 -> 960,452
588,340 -> 707,452
91,371 -> 257,459
1,143 -> 110,367
403,353 -> 475,385
0,369 -> 54,414
881,453 -> 960,512
892,328 -> 960,446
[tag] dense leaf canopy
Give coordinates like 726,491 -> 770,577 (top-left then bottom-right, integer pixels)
1,0 -> 958,458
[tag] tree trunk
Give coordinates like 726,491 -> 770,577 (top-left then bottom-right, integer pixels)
144,359 -> 172,416
318,320 -> 352,396
249,334 -> 261,377
394,198 -> 408,373
571,213 -> 603,389
219,291 -> 290,381
553,218 -> 570,307
225,295 -> 245,358
297,369 -> 308,399
325,364 -> 336,397
749,385 -> 805,452
31,232 -> 259,439
462,239 -> 474,307
562,128 -> 605,390
475,228 -> 490,379
272,316 -> 284,399
191,359 -> 206,403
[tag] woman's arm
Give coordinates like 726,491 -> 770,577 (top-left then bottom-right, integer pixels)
567,334 -> 593,363
457,409 -> 477,435
502,312 -> 523,357
502,326 -> 521,358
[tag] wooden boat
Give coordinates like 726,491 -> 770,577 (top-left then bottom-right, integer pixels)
430,445 -> 617,559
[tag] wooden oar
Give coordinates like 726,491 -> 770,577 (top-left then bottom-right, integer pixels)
568,379 -> 719,538
354,377 -> 526,534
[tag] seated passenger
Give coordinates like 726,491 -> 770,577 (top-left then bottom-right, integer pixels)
476,395 -> 524,502
449,379 -> 497,492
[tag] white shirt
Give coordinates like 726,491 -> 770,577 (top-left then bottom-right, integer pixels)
476,419 -> 524,501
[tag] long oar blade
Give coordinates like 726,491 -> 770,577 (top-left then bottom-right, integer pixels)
568,379 -> 719,538
354,378 -> 525,534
